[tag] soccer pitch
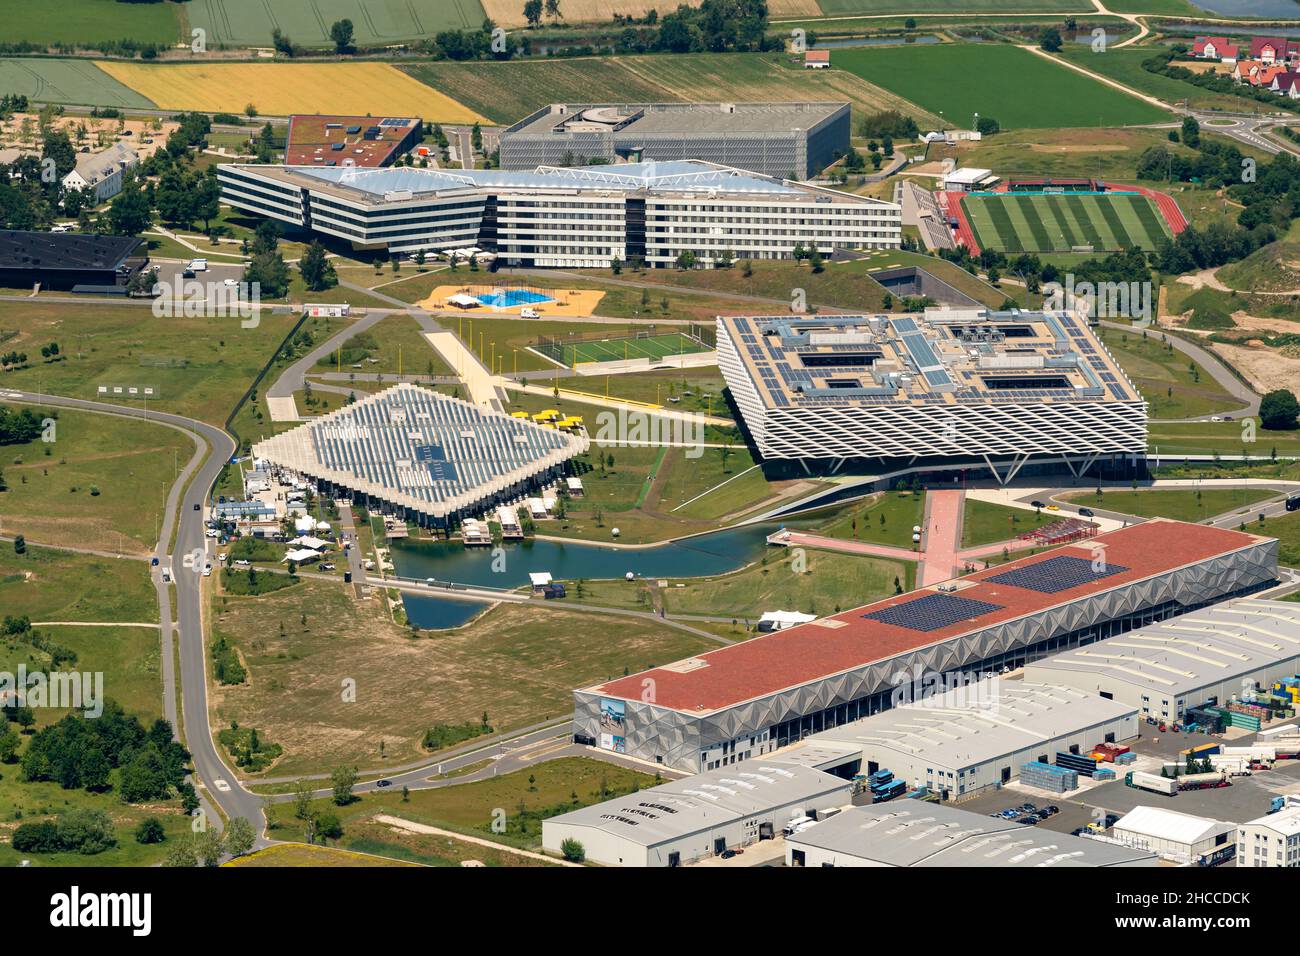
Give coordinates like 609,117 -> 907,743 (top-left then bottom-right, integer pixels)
543,333 -> 710,368
962,192 -> 1172,254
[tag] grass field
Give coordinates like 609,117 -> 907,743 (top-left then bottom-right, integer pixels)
268,757 -> 658,852
0,0 -> 179,47
1101,327 -> 1247,420
96,60 -> 483,121
225,843 -> 416,867
834,44 -> 1170,130
1059,487 -> 1277,521
963,191 -> 1172,254
184,0 -> 485,48
403,51 -> 941,126
209,579 -> 715,775
961,498 -> 1053,547
556,366 -> 734,420
0,58 -> 154,108
540,330 -> 710,367
812,490 -> 926,550
812,0 -> 1087,11
1055,45 -> 1260,114
0,404 -> 193,555
0,301 -> 313,427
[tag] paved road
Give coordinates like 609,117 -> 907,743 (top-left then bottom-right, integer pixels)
3,389 -> 264,839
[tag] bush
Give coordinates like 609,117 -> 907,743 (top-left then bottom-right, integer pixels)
135,818 -> 167,845
560,837 -> 585,862
13,809 -> 118,855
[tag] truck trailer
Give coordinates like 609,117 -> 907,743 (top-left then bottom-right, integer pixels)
1126,770 -> 1177,796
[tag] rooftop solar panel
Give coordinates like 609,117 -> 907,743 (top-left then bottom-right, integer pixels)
863,593 -> 1005,632
985,554 -> 1129,594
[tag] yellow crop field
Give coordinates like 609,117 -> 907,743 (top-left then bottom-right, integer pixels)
95,61 -> 484,123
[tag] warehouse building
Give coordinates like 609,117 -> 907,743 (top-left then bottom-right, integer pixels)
770,679 -> 1138,800
0,229 -> 147,291
284,114 -> 422,168
1237,806 -> 1300,868
574,520 -> 1276,772
1109,806 -> 1236,866
786,803 -> 1156,868
217,159 -> 899,266
252,383 -> 586,528
499,102 -> 850,179
1023,597 -> 1300,722
716,309 -> 1146,474
541,763 -> 850,867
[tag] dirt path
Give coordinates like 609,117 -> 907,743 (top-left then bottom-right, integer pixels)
371,814 -> 579,866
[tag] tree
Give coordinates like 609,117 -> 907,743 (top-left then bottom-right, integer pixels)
523,0 -> 543,27
195,828 -> 225,867
331,764 -> 359,806
108,180 -> 151,236
1181,115 -> 1201,149
559,837 -> 585,862
315,810 -> 343,842
163,837 -> 198,867
299,241 -> 337,292
13,534 -> 25,556
135,818 -> 167,844
330,18 -> 355,54
224,816 -> 256,857
1260,389 -> 1299,430
545,0 -> 562,22
245,250 -> 290,299
1039,27 -> 1063,52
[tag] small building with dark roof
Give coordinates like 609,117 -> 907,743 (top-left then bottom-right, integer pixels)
0,229 -> 147,292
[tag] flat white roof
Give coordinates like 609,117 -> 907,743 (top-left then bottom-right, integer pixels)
1244,805 -> 1300,837
791,679 -> 1136,772
944,167 -> 995,184
1114,805 -> 1235,846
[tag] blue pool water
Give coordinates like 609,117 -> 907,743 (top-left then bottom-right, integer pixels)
476,289 -> 554,308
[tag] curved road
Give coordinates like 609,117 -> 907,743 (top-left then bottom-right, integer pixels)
3,388 -> 262,837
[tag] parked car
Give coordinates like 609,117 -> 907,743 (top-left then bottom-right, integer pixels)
320,563 -> 335,571
1030,500 -> 1045,509
1018,803 -> 1037,813
1041,805 -> 1060,817
376,779 -> 392,788
720,849 -> 737,859
1016,816 -> 1039,826
1078,507 -> 1095,518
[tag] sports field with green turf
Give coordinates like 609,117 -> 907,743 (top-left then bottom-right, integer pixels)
538,331 -> 710,368
833,44 -> 1170,130
962,191 -> 1171,254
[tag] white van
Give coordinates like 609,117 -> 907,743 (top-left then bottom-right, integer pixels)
519,307 -> 539,319
187,258 -> 208,273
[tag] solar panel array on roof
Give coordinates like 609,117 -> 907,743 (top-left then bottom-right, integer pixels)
863,593 -> 1005,633
985,554 -> 1130,594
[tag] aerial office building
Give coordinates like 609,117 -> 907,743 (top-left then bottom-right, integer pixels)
716,309 -> 1146,477
499,102 -> 851,179
217,160 -> 900,267
573,521 -> 1276,772
252,384 -> 587,528
1023,597 -> 1300,722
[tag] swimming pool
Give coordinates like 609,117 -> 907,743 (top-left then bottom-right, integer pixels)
475,289 -> 554,308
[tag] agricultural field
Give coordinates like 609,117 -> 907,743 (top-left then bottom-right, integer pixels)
95,60 -> 483,121
812,0 -> 1088,11
833,44 -> 1170,129
0,0 -> 180,48
0,58 -> 154,109
404,51 -> 941,126
963,191 -> 1172,254
1055,45 -> 1260,114
183,0 -> 485,48
482,0 -> 688,26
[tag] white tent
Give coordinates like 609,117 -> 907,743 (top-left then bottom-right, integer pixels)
759,611 -> 818,631
447,292 -> 480,309
282,548 -> 322,564
289,535 -> 330,550
294,515 -> 317,533
529,571 -> 553,588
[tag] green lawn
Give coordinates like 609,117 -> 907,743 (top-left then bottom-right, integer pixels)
557,367 -> 734,422
853,249 -> 1014,308
266,757 -> 659,853
1101,327 -> 1246,420
0,404 -> 193,555
961,498 -> 1054,547
1149,422 -> 1300,458
315,313 -> 452,378
0,545 -> 158,627
1058,487 -> 1277,521
813,490 -> 926,549
813,0 -> 1089,11
1254,510 -> 1300,568
833,44 -> 1170,129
